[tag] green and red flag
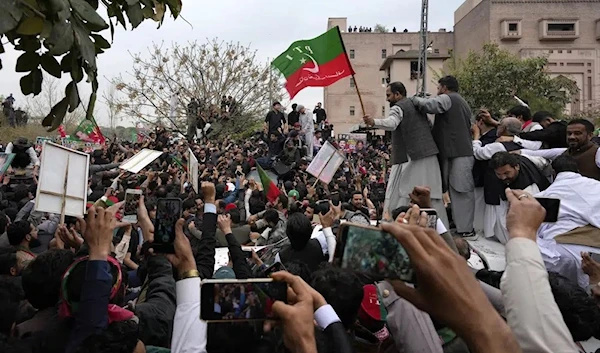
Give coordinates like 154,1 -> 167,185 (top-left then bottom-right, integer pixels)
256,163 -> 281,204
272,26 -> 354,99
71,117 -> 106,145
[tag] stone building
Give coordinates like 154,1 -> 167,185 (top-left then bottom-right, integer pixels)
324,0 -> 600,133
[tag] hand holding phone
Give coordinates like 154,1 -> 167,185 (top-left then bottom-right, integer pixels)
152,198 -> 183,253
123,189 -> 142,223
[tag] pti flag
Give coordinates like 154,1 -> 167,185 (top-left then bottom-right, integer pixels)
272,26 -> 354,99
72,117 -> 106,144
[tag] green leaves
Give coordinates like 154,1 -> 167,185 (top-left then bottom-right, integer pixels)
440,43 -> 576,118
65,81 -> 80,113
72,18 -> 96,68
0,0 -> 23,34
16,17 -> 44,35
126,1 -> 144,29
40,53 -> 62,78
16,51 -> 39,72
42,97 -> 69,130
1,0 -> 183,130
20,67 -> 43,95
47,20 -> 74,55
69,0 -> 108,30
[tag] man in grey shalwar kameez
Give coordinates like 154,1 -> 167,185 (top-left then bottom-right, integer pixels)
362,82 -> 449,228
298,105 -> 315,159
411,75 -> 476,238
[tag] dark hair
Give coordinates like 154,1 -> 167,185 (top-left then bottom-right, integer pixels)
508,105 -> 532,121
0,251 -> 17,275
568,119 -> 595,134
0,286 -> 19,335
552,155 -> 579,174
438,75 -> 459,92
286,213 -> 312,251
533,111 -> 553,123
263,209 -> 280,225
0,212 -> 8,234
7,220 -> 31,246
284,259 -> 312,283
76,320 -> 140,353
65,257 -> 127,309
277,194 -> 288,209
182,198 -> 196,211
388,81 -> 407,97
291,103 -> 297,110
489,152 -> 520,170
21,249 -> 75,310
272,101 -> 281,107
227,208 -> 241,224
311,266 -> 364,329
547,272 -> 600,342
351,191 -> 363,198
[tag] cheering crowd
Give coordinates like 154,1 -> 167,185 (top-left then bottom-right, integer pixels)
0,74 -> 600,353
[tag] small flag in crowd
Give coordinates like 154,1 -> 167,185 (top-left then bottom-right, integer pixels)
256,163 -> 281,204
57,125 -> 67,138
272,26 -> 354,99
72,118 -> 106,144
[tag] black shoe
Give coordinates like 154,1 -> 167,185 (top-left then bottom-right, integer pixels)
458,230 -> 478,240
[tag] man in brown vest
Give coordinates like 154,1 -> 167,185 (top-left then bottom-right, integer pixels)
520,119 -> 600,181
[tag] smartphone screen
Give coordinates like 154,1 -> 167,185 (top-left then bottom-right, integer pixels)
123,189 -> 142,223
420,208 -> 438,229
317,200 -> 330,214
200,279 -> 287,322
330,192 -> 340,206
262,262 -> 286,277
340,223 -> 414,282
535,197 -> 560,223
153,198 -> 182,253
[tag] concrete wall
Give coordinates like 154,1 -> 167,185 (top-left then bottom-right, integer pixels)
453,0 -> 491,58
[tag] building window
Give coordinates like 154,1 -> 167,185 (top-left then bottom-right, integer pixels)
382,106 -> 385,116
508,23 -> 518,32
434,49 -> 439,54
350,106 -> 355,116
350,77 -> 355,88
567,50 -> 572,53
410,60 -> 421,80
381,77 -> 386,85
381,49 -> 387,58
349,49 -> 355,59
548,23 -> 575,32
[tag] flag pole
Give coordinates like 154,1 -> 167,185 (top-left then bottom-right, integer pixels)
335,26 -> 366,117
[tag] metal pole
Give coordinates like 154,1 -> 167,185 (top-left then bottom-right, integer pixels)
417,0 -> 429,96
268,57 -> 273,109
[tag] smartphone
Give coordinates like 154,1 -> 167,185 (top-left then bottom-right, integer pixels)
330,192 -> 340,206
262,262 -> 287,277
152,198 -> 182,253
200,279 -> 288,322
316,200 -> 330,214
338,223 -> 414,282
535,197 -> 560,223
123,189 -> 142,223
420,208 -> 438,229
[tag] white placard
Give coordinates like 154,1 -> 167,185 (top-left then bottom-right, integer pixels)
188,148 -> 199,193
306,141 -> 345,184
35,142 -> 90,218
120,149 -> 163,173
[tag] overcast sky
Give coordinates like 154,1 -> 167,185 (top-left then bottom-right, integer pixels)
1,0 -> 463,126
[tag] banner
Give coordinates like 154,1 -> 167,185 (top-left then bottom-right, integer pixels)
337,133 -> 367,152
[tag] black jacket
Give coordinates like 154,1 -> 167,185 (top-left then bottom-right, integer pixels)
191,210 -> 217,279
519,121 -> 567,148
135,255 -> 177,348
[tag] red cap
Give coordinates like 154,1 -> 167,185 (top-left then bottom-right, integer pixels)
225,203 -> 237,212
359,284 -> 383,322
